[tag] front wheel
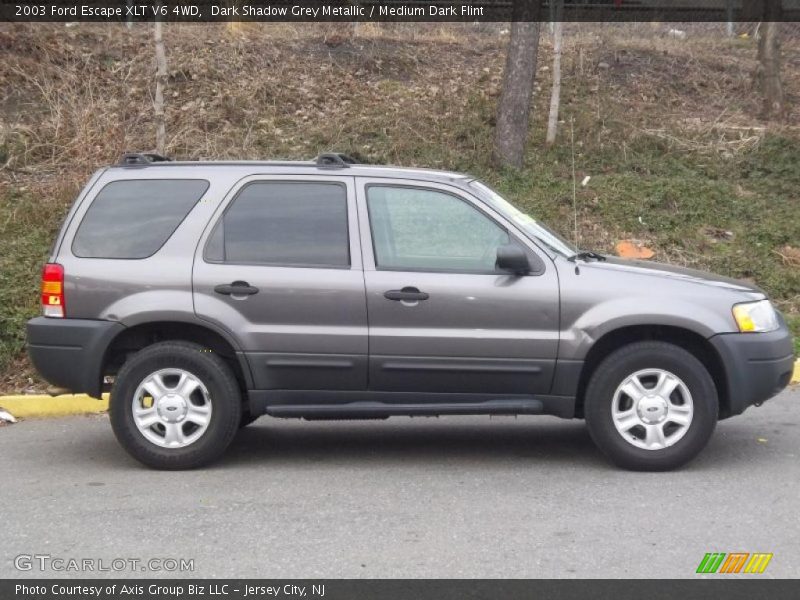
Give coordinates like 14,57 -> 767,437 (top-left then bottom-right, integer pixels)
109,341 -> 242,470
584,341 -> 718,471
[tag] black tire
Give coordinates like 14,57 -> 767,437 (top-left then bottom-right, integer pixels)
584,341 -> 718,471
109,341 -> 242,470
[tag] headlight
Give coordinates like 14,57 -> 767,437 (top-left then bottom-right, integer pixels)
732,300 -> 779,333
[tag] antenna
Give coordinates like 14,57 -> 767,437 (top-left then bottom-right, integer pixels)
570,117 -> 579,252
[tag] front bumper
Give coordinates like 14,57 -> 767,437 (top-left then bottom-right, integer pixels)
27,317 -> 125,398
710,319 -> 795,418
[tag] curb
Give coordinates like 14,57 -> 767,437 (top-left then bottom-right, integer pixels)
0,358 -> 797,420
0,394 -> 108,419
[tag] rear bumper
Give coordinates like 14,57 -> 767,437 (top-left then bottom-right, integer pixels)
26,317 -> 125,399
710,321 -> 795,418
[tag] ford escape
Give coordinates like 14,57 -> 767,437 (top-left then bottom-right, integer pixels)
27,153 -> 795,470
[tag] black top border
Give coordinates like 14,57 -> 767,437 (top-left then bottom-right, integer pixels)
1,0 -> 798,23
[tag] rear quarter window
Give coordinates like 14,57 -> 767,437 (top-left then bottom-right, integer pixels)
204,181 -> 349,268
71,179 -> 209,259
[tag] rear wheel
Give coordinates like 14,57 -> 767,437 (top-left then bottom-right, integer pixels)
584,341 -> 718,471
109,341 -> 242,470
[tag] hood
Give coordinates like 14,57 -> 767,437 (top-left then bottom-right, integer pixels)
579,256 -> 765,295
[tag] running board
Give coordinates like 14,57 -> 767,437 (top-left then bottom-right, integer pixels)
265,399 -> 544,420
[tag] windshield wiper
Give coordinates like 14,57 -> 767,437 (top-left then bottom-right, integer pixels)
567,251 -> 607,263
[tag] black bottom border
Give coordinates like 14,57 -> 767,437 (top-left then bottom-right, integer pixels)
4,579 -> 800,600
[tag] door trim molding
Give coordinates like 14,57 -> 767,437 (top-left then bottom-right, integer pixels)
381,360 -> 543,374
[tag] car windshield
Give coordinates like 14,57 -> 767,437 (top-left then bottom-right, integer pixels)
468,180 -> 576,257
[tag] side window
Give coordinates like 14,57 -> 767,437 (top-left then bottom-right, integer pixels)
367,186 -> 509,272
205,182 -> 349,267
72,179 -> 208,259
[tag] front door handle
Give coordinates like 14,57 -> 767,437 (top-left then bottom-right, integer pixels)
384,287 -> 429,302
214,281 -> 259,296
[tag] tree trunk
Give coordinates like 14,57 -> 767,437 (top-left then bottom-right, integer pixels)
226,1 -> 243,34
545,2 -> 564,146
725,0 -> 734,37
153,17 -> 167,155
758,22 -> 785,120
493,21 -> 542,168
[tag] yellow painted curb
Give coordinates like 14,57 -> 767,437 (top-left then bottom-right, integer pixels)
0,394 -> 108,419
792,359 -> 800,385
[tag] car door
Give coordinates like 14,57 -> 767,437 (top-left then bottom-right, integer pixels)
193,175 -> 368,391
356,178 -> 560,396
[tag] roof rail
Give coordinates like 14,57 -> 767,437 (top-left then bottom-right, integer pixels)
316,153 -> 358,169
118,152 -> 174,166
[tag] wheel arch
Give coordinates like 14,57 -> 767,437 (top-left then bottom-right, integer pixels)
574,324 -> 731,419
101,320 -> 253,394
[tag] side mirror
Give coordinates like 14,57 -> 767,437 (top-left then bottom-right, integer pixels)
496,244 -> 530,275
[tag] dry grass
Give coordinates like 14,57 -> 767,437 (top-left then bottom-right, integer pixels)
2,23 -> 796,178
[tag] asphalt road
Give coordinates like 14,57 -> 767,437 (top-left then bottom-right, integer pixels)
1,387 -> 798,579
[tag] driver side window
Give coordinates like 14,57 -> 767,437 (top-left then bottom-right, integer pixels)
367,185 -> 509,272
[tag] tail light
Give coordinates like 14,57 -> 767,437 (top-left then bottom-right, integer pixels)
41,263 -> 65,318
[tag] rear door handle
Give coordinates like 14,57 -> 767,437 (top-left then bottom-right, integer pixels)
384,287 -> 429,302
214,281 -> 259,296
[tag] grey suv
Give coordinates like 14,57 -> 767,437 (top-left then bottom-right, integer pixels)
27,153 -> 795,470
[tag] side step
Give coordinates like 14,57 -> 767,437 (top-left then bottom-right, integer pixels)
265,399 -> 544,420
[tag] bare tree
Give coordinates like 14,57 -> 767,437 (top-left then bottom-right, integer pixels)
757,21 -> 785,120
545,0 -> 564,146
725,0 -> 734,37
153,16 -> 167,154
493,2 -> 543,168
748,0 -> 785,120
493,23 -> 542,167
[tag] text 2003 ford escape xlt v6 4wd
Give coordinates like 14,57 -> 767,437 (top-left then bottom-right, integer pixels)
27,153 -> 795,471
